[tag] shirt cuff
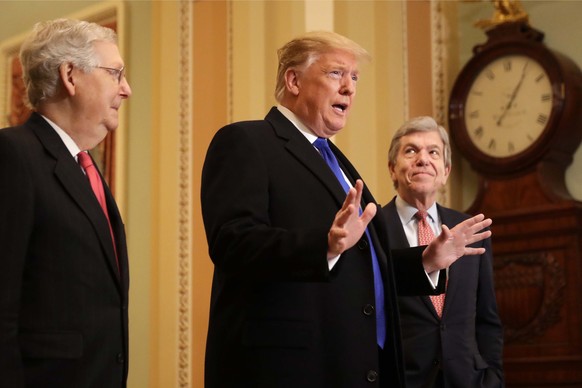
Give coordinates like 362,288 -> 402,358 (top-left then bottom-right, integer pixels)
328,254 -> 341,270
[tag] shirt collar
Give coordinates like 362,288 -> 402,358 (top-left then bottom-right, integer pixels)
277,105 -> 318,144
39,114 -> 82,159
395,195 -> 438,224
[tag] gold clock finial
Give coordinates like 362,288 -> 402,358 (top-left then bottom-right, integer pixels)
475,0 -> 529,30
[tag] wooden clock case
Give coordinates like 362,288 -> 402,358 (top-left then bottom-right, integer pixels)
449,22 -> 582,387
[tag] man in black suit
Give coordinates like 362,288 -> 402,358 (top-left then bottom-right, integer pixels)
382,116 -> 504,387
0,19 -> 132,387
201,31 -> 492,387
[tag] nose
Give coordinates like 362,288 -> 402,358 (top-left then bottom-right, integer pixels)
120,76 -> 132,98
416,149 -> 430,165
340,76 -> 356,96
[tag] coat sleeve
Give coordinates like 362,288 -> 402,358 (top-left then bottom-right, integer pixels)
200,124 -> 330,281
390,246 -> 447,296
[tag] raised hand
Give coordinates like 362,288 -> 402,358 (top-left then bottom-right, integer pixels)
327,179 -> 376,258
421,213 -> 492,273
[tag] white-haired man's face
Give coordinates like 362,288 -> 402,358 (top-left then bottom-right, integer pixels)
390,130 -> 451,206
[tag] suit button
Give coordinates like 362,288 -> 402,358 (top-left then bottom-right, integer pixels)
366,370 -> 378,382
433,358 -> 440,366
363,304 -> 375,316
357,238 -> 369,250
117,353 -> 124,364
440,323 -> 446,331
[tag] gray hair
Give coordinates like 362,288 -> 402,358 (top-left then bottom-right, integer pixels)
19,18 -> 117,109
388,116 -> 452,169
274,30 -> 371,103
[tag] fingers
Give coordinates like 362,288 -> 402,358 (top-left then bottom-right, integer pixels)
353,179 -> 364,206
451,215 -> 492,238
472,216 -> 492,231
439,224 -> 453,240
360,202 -> 377,225
334,202 -> 357,229
465,230 -> 492,246
464,247 -> 486,256
327,180 -> 375,257
465,214 -> 492,231
335,180 -> 366,226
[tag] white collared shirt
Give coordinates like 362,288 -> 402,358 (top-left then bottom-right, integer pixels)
40,114 -> 82,160
394,196 -> 441,247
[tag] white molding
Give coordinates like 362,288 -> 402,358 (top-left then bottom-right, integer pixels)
177,0 -> 193,387
401,2 -> 410,120
431,0 -> 451,206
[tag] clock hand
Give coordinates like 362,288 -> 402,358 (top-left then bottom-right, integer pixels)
497,61 -> 529,126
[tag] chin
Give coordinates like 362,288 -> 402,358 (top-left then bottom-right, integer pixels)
105,121 -> 118,132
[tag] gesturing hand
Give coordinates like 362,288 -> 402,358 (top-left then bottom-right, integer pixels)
422,213 -> 492,273
327,180 -> 376,259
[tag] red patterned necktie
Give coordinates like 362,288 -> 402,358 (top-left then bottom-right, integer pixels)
78,151 -> 119,271
415,210 -> 445,317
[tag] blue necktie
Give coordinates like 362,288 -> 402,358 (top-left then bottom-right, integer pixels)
313,138 -> 386,348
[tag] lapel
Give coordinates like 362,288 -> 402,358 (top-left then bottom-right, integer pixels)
265,108 -> 388,276
266,108 -> 347,205
28,113 -> 122,286
385,198 -> 411,248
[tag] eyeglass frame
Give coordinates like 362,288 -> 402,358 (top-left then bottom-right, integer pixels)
95,66 -> 126,84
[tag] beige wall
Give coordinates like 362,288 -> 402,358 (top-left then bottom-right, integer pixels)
3,1 -> 582,387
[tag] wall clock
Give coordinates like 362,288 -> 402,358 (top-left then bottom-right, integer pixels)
449,22 -> 582,177
448,8 -> 582,387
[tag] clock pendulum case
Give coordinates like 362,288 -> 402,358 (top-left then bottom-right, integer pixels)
449,12 -> 582,388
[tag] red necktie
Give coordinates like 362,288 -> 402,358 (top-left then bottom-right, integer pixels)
415,210 -> 445,317
78,151 -> 119,271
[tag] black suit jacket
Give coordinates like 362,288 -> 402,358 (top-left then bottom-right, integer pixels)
201,107 -> 444,388
382,198 -> 503,388
0,113 -> 129,387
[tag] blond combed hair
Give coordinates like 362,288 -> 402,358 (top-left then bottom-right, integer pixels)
274,31 -> 371,103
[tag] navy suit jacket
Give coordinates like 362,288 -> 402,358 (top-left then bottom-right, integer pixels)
0,113 -> 129,387
201,107 -> 444,388
382,198 -> 503,388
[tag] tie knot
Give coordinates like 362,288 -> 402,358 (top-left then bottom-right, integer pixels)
313,137 -> 330,151
415,210 -> 428,221
77,151 -> 93,169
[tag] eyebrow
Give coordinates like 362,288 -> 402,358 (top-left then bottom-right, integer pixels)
402,142 -> 443,150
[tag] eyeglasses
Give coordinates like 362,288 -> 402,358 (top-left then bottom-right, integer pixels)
95,66 -> 126,84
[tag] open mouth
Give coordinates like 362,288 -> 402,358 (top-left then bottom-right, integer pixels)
332,103 -> 348,112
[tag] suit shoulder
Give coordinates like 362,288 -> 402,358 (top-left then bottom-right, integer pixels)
0,124 -> 36,150
213,119 -> 274,141
380,198 -> 397,216
223,119 -> 272,131
438,204 -> 470,221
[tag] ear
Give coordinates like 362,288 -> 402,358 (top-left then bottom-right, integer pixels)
388,162 -> 398,184
59,63 -> 76,96
284,68 -> 300,96
442,165 -> 451,185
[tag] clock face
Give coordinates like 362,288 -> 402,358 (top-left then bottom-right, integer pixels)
464,54 -> 554,158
